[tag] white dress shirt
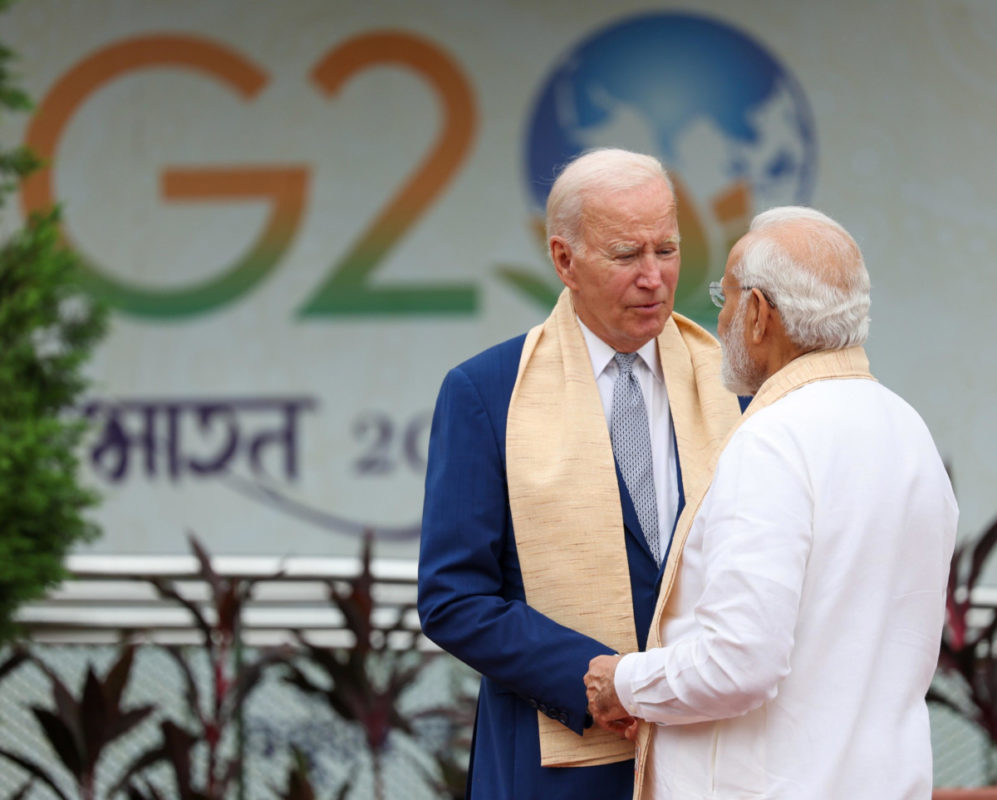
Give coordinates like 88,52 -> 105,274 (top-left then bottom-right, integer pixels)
577,318 -> 680,555
614,377 -> 957,799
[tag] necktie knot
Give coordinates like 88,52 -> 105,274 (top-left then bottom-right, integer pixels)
614,351 -> 638,376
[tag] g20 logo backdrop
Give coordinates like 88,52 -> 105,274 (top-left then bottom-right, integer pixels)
21,12 -> 815,328
13,11 -> 817,551
22,13 -> 817,322
524,12 -> 817,324
21,31 -> 478,319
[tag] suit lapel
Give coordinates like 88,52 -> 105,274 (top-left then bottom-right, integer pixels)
615,422 -> 689,582
614,460 -> 655,564
659,421 -> 685,582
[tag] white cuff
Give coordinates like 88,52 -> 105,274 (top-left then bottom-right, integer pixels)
613,651 -> 643,718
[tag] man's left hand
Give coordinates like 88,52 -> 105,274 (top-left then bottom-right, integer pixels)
584,654 -> 639,739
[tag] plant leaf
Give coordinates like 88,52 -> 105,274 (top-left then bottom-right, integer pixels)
162,645 -> 206,729
0,746 -> 73,800
103,643 -> 137,710
225,647 -> 289,716
187,532 -> 223,604
159,720 -> 198,800
215,582 -> 240,642
9,777 -> 34,800
967,517 -> 997,591
29,656 -> 84,751
0,646 -> 28,680
104,704 -> 157,743
80,667 -> 109,765
126,780 -> 166,800
107,741 -> 168,799
151,578 -> 214,646
30,706 -> 84,777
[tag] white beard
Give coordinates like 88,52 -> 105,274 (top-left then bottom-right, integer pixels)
720,303 -> 766,396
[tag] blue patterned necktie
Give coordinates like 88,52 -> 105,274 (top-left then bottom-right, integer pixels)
610,352 -> 661,564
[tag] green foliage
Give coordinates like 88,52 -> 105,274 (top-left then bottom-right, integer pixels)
0,0 -> 109,644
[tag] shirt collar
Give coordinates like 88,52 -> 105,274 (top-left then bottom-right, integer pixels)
576,316 -> 662,383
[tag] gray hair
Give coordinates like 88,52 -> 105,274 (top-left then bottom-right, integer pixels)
732,206 -> 871,350
545,148 -> 674,252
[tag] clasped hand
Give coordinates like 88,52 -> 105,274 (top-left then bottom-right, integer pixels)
584,654 -> 640,741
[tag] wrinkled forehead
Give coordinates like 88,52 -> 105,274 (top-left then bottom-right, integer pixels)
580,180 -> 678,234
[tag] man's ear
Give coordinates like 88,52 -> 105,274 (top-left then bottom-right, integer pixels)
748,288 -> 773,345
550,237 -> 577,289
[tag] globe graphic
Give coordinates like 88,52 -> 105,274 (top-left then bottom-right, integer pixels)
525,12 -> 817,324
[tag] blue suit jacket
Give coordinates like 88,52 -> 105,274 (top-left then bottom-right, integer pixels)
418,334 -> 686,800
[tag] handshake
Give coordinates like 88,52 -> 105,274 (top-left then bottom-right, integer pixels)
584,653 -> 640,741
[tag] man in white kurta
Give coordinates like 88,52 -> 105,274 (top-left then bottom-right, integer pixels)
584,206 -> 958,799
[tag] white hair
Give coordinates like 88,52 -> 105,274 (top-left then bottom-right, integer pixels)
733,206 -> 871,350
545,148 -> 674,252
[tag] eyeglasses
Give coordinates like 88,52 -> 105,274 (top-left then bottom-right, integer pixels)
708,281 -> 777,309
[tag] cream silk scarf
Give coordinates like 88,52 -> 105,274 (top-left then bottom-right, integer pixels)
506,288 -> 741,767
631,345 -> 874,798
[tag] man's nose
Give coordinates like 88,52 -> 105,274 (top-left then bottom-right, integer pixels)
635,255 -> 664,288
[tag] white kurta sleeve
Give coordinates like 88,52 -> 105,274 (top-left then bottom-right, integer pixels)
615,421 -> 814,725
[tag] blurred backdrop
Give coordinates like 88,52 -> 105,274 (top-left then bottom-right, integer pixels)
2,1 -> 996,797
0,0 -> 992,565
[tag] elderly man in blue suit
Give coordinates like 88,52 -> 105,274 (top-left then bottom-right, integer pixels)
418,148 -> 742,799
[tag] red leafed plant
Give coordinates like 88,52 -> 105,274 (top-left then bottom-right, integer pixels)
280,531 -> 470,800
930,515 -> 997,774
112,533 -> 289,800
281,532 -> 423,800
0,644 -> 155,800
266,746 -> 354,800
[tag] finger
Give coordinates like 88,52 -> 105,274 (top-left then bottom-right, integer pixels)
597,717 -> 626,734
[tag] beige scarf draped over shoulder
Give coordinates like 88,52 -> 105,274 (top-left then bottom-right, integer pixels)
506,288 -> 741,767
